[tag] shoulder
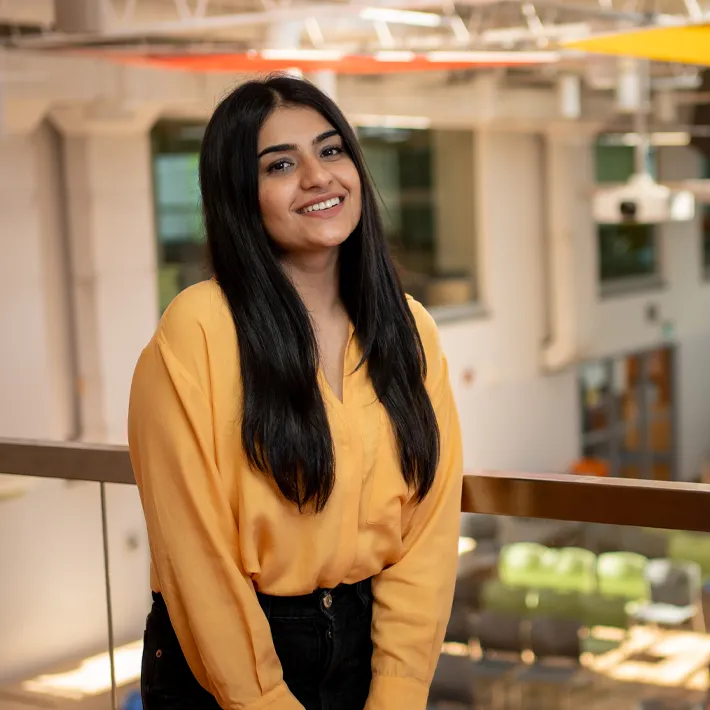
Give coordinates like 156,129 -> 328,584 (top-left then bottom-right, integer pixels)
140,280 -> 236,394
157,279 -> 234,353
406,295 -> 441,356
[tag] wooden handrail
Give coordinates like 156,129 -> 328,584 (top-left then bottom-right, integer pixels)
463,469 -> 710,534
2,438 -> 710,533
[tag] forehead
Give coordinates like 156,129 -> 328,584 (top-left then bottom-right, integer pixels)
258,105 -> 336,151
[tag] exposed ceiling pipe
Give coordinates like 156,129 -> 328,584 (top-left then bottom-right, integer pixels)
683,0 -> 703,21
455,0 -> 657,22
17,0 -> 454,46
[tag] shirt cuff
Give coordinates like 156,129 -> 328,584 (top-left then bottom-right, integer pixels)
240,683 -> 305,710
364,675 -> 430,710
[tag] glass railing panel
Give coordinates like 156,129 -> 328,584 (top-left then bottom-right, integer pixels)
0,440 -> 138,710
0,477 -> 115,710
102,481 -> 152,710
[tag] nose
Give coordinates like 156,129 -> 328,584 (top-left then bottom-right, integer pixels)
299,156 -> 332,190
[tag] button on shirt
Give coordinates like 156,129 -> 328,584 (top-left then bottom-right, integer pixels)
128,280 -> 463,710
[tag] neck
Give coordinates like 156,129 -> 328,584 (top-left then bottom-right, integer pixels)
282,248 -> 341,317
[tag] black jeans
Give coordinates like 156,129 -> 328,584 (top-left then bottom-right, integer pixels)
141,579 -> 374,710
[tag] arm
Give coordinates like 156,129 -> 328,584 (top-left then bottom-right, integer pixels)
129,333 -> 303,710
365,315 -> 463,710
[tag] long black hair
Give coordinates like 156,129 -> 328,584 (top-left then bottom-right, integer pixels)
199,75 -> 439,512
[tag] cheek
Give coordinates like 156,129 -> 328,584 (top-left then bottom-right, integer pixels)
344,168 -> 363,219
259,184 -> 289,231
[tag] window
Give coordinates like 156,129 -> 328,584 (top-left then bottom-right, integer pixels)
578,346 -> 676,481
151,121 -> 207,313
595,140 -> 659,284
358,127 -> 477,308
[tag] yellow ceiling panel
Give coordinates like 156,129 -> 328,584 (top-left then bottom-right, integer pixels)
564,24 -> 710,66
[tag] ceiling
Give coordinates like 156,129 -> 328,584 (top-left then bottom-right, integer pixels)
2,0 -> 708,53
1,1 -> 709,91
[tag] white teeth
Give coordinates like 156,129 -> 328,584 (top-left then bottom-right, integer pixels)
303,197 -> 342,213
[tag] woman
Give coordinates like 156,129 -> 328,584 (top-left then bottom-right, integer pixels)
128,75 -> 463,710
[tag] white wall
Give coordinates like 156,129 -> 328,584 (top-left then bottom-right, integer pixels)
438,130 -> 580,475
438,139 -> 710,481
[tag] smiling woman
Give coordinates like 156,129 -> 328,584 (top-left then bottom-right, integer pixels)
257,109 -> 362,257
129,75 -> 463,710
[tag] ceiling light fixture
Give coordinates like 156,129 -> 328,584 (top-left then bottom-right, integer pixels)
619,131 -> 691,147
427,50 -> 559,63
360,7 -> 444,28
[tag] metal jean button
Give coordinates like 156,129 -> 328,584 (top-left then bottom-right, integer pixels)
322,592 -> 333,610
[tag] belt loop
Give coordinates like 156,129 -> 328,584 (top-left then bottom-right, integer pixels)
356,578 -> 372,607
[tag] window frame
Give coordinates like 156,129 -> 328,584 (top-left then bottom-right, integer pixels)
594,139 -> 663,294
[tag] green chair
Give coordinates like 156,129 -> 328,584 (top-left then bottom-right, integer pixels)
498,542 -> 553,589
534,588 -> 582,621
581,592 -> 630,630
551,547 -> 598,594
480,579 -> 530,616
597,551 -> 650,601
668,531 -> 710,580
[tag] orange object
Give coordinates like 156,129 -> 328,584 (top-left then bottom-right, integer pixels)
83,49 -> 558,74
571,457 -> 610,477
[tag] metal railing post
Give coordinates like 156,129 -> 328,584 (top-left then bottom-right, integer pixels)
100,481 -> 118,710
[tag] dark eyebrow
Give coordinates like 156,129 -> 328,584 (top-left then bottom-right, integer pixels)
257,130 -> 340,159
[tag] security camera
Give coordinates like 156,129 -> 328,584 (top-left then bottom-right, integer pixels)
619,200 -> 638,221
593,174 -> 695,224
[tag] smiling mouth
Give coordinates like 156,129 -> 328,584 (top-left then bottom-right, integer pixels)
298,196 -> 344,214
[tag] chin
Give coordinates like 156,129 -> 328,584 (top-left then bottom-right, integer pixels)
308,229 -> 352,250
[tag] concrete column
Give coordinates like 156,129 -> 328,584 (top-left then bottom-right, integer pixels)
52,106 -> 159,444
0,121 -> 76,441
542,128 -> 597,371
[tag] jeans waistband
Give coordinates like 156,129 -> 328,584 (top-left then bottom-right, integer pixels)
151,578 -> 372,620
257,578 -> 372,621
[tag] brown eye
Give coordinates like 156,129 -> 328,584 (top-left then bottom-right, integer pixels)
321,145 -> 343,159
267,159 -> 293,174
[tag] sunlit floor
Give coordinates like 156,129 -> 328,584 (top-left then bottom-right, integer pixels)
586,625 -> 710,691
437,624 -> 709,709
0,640 -> 142,710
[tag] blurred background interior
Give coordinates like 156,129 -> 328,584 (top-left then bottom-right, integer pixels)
2,0 -> 710,709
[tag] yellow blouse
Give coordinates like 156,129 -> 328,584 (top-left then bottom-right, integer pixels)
128,279 -> 463,710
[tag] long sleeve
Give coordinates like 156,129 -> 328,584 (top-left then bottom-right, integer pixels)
365,316 -> 464,710
128,332 -> 304,710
